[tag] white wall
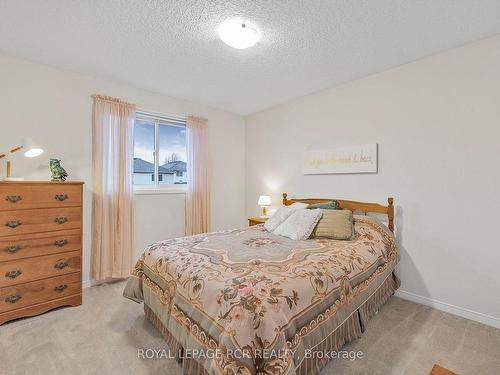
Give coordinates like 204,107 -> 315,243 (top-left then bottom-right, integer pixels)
245,36 -> 500,327
133,192 -> 186,261
0,55 -> 246,286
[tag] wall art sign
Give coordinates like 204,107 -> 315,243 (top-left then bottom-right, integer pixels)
303,144 -> 378,174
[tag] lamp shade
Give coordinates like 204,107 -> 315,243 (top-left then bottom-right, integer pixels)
258,195 -> 272,207
22,137 -> 44,158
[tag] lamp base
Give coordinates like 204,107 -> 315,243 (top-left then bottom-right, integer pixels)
3,177 -> 25,182
260,206 -> 268,218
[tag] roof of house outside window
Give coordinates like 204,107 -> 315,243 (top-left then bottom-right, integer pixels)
161,160 -> 187,173
133,158 -> 170,174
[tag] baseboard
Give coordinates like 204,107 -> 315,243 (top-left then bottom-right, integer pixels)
83,278 -> 127,289
83,279 -> 92,289
395,289 -> 500,329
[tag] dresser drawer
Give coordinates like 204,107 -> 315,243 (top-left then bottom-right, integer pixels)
0,250 -> 80,287
0,230 -> 81,262
0,183 -> 82,211
0,273 -> 81,313
0,206 -> 81,237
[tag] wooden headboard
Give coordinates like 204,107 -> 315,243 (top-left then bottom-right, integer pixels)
282,192 -> 395,233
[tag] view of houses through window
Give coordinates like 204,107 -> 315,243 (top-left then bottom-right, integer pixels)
133,112 -> 187,187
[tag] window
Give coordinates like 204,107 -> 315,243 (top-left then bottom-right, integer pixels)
133,111 -> 187,189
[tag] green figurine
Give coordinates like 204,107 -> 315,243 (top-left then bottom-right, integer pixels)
50,158 -> 68,181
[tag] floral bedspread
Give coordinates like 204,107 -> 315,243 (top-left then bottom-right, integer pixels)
124,215 -> 398,374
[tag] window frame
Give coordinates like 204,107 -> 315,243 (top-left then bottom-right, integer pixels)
133,110 -> 188,194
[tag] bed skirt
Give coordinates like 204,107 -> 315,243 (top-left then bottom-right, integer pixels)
142,272 -> 400,375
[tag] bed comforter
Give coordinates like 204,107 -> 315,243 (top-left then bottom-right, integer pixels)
124,215 -> 399,374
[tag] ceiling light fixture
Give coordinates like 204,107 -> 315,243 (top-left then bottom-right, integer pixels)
218,19 -> 261,49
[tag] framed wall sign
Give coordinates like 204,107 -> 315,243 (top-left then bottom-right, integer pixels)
303,144 -> 378,174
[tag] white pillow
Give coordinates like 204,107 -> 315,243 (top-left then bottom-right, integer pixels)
264,206 -> 294,232
289,202 -> 309,210
273,209 -> 322,240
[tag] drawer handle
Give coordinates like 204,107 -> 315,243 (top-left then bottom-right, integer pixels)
54,194 -> 68,202
54,284 -> 68,292
54,239 -> 68,248
5,195 -> 22,203
5,245 -> 22,254
5,220 -> 21,228
54,217 -> 68,225
5,270 -> 22,279
54,261 -> 68,270
5,294 -> 22,304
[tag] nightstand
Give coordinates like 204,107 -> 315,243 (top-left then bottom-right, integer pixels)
248,217 -> 268,226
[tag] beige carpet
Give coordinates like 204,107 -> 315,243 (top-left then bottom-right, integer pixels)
1,281 -> 499,375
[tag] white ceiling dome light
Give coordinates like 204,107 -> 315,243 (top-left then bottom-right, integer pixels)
218,19 -> 261,49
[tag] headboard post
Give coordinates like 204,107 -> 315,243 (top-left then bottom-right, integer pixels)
282,192 -> 288,205
387,197 -> 394,232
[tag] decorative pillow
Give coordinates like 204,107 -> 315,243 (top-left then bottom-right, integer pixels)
263,206 -> 294,232
310,210 -> 353,240
273,209 -> 322,240
307,200 -> 341,210
289,202 -> 309,210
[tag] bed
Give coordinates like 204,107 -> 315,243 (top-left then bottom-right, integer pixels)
124,193 -> 400,375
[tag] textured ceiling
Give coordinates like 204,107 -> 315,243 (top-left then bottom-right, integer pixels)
1,1 -> 500,115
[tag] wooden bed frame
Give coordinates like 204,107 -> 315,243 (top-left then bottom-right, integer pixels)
282,192 -> 395,232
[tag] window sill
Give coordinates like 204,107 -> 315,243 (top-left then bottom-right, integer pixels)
134,187 -> 186,195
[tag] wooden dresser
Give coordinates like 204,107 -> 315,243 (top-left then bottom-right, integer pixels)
0,181 -> 84,325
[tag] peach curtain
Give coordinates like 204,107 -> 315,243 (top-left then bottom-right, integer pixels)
185,116 -> 211,235
91,95 -> 136,281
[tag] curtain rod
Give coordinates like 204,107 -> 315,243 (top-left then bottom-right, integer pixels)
91,94 -> 135,107
92,95 -> 202,122
136,108 -> 187,122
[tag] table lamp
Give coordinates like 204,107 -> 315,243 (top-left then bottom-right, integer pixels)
0,138 -> 44,181
258,195 -> 272,218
